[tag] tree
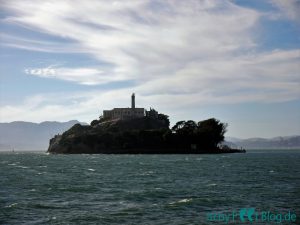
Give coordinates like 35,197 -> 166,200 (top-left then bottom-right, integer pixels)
183,120 -> 197,133
196,118 -> 227,148
91,120 -> 100,126
171,120 -> 186,133
158,113 -> 170,127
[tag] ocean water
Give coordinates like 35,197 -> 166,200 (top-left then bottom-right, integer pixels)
1,150 -> 299,225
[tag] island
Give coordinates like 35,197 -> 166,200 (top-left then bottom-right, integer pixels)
48,94 -> 245,154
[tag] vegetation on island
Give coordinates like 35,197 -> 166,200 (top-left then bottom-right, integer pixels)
48,113 -> 244,154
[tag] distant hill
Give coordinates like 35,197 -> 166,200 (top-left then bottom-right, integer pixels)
0,120 -> 86,151
226,136 -> 300,149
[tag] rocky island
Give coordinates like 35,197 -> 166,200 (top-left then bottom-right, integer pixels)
48,94 -> 245,154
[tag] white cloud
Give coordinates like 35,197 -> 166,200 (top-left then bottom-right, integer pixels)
1,0 -> 260,82
1,48 -> 299,123
0,34 -> 88,53
270,0 -> 300,22
24,66 -> 134,85
135,49 -> 300,103
0,0 -> 299,124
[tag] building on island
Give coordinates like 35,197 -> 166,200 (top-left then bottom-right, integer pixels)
102,93 -> 158,120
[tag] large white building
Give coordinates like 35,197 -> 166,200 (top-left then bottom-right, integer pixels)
102,93 -> 147,120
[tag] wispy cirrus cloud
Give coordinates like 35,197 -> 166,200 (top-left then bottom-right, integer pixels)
24,66 -> 135,85
2,48 -> 300,123
0,34 -> 87,53
1,0 -> 260,83
0,0 -> 299,125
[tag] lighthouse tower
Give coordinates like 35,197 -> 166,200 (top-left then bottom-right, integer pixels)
103,93 -> 145,120
131,93 -> 135,109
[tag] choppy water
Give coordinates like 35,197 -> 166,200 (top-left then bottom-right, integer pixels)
1,150 -> 299,224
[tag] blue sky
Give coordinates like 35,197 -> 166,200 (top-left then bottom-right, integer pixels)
0,0 -> 299,138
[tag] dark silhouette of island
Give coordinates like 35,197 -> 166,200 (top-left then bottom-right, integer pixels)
48,93 -> 244,154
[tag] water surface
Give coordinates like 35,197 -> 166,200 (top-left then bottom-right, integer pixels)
1,150 -> 299,224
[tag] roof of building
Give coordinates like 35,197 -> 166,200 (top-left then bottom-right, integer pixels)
110,108 -> 145,110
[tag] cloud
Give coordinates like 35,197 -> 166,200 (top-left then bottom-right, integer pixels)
135,48 -> 300,103
270,0 -> 300,22
0,0 -> 299,124
1,0 -> 260,82
0,34 -> 88,53
1,48 -> 300,123
24,66 -> 134,85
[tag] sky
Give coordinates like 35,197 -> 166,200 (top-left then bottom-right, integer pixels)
0,0 -> 299,139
